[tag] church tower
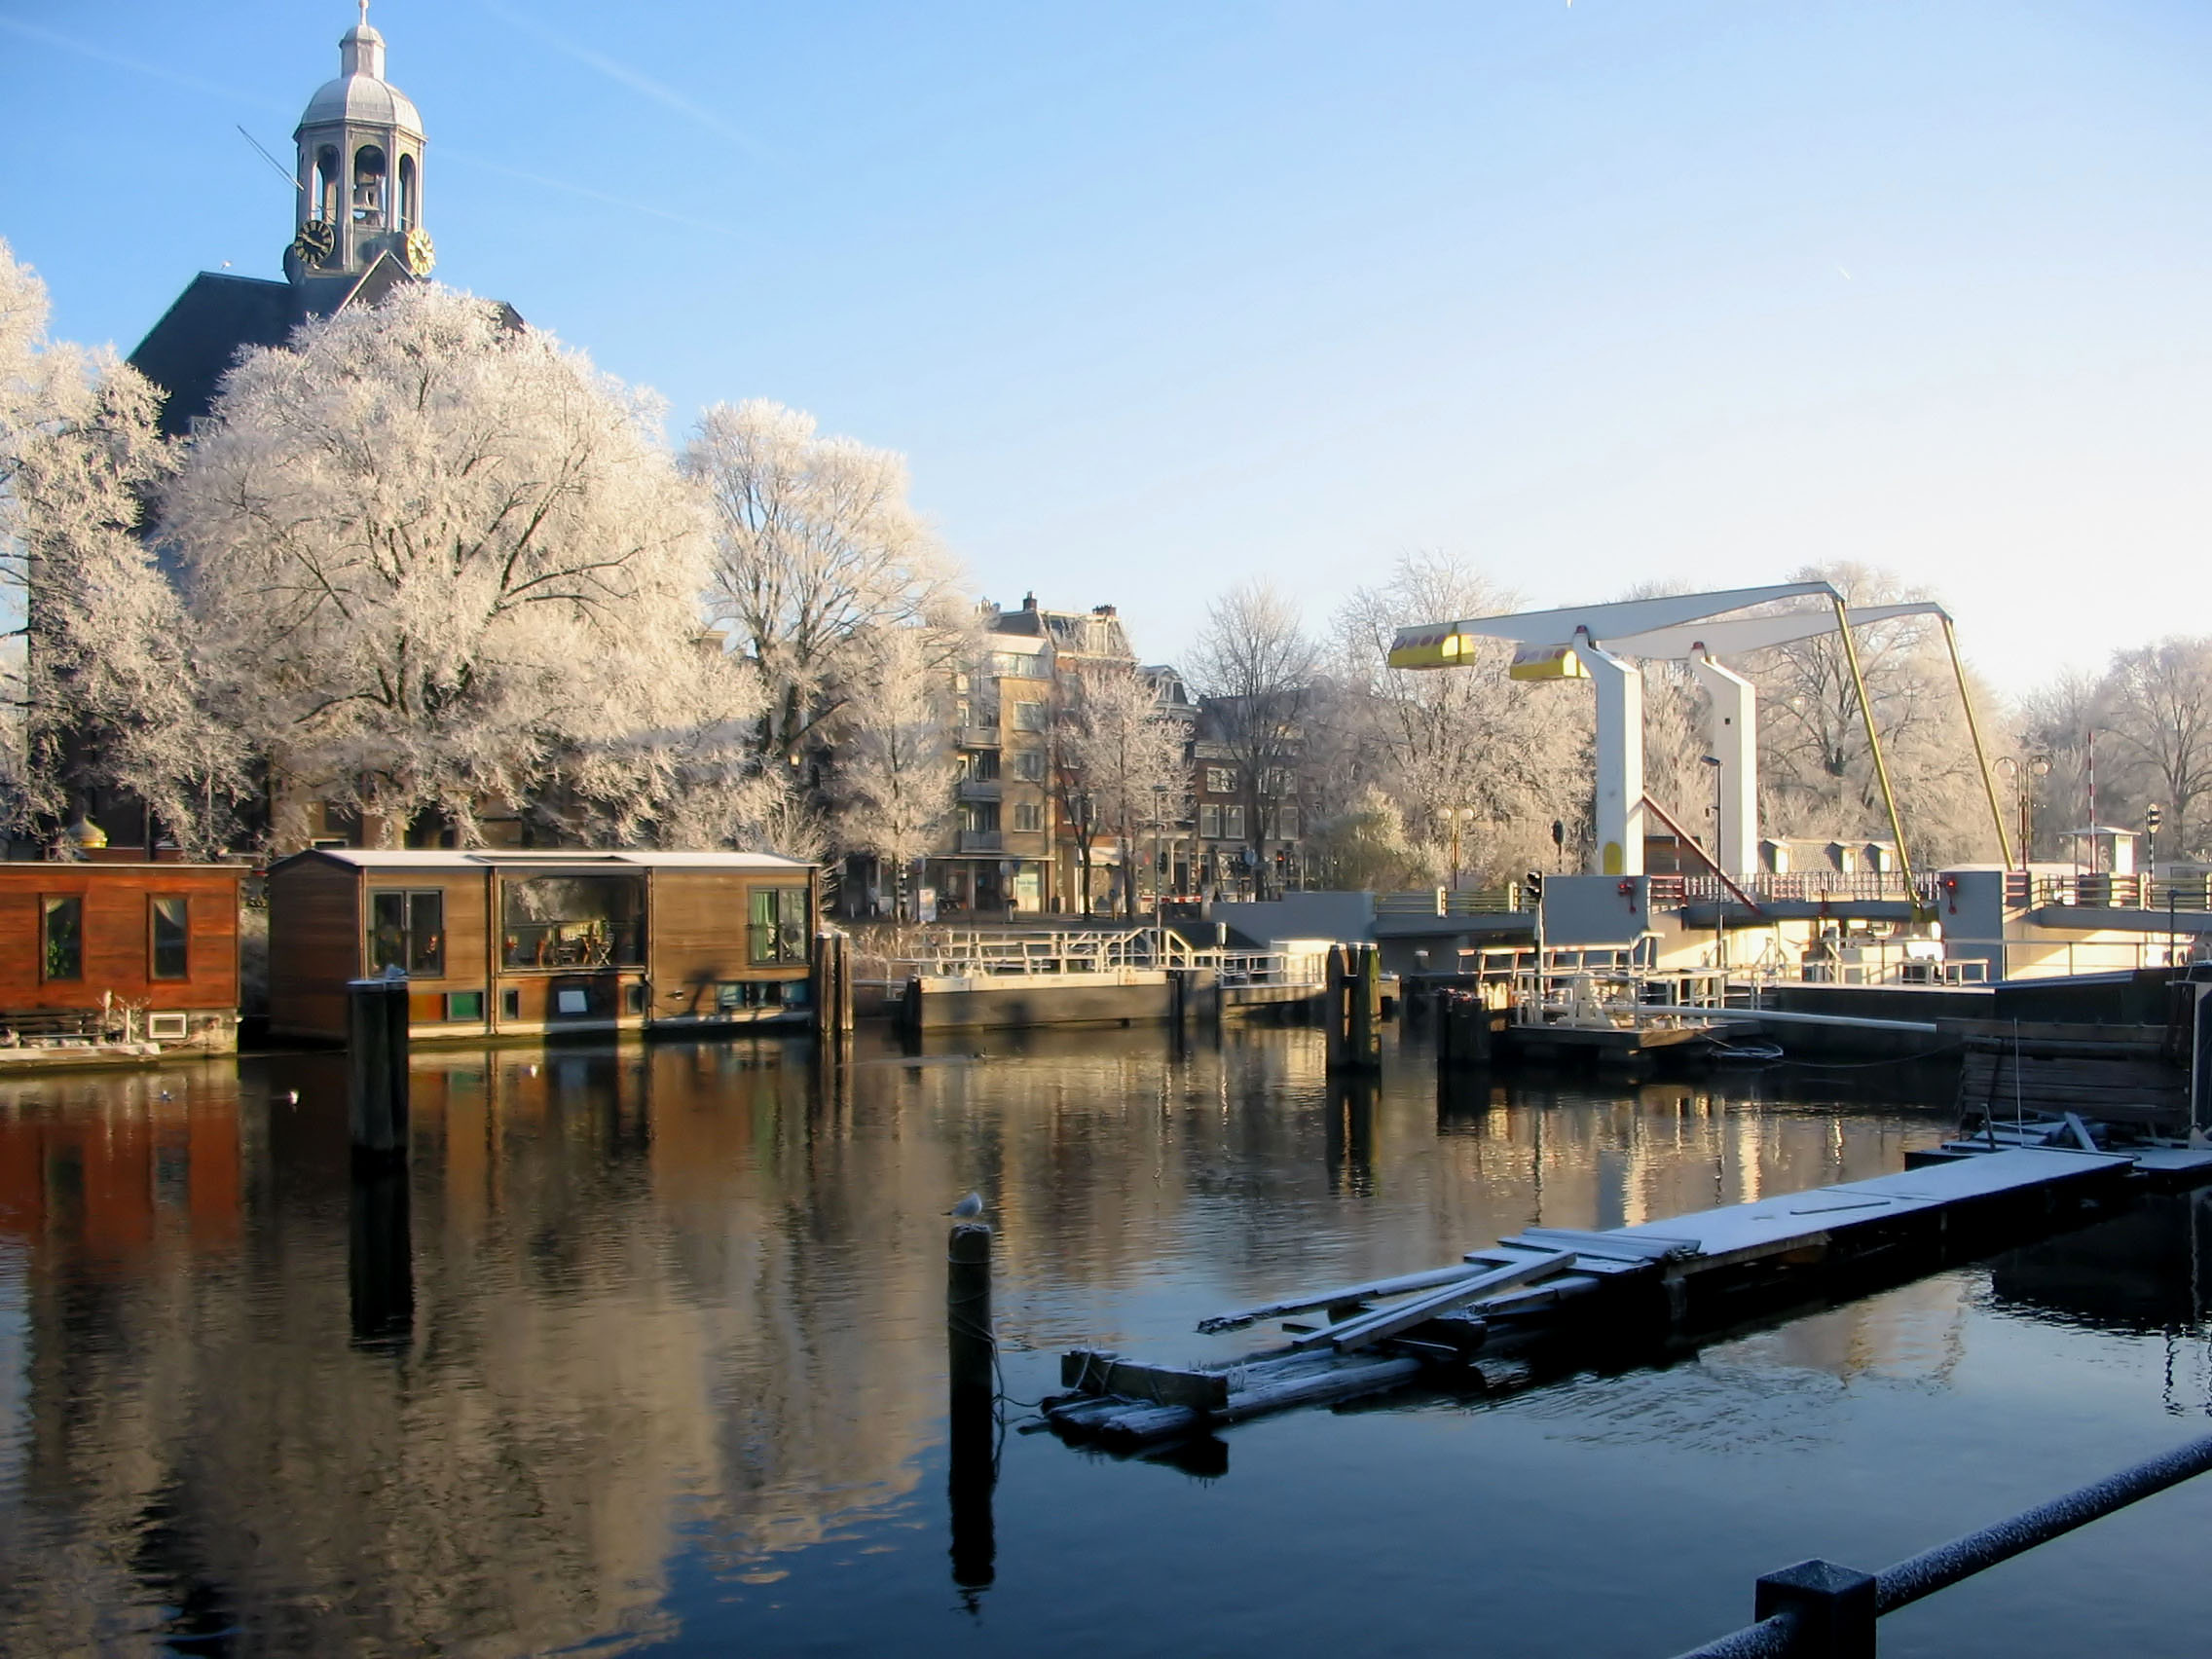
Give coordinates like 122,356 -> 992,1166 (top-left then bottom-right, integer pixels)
285,2 -> 433,307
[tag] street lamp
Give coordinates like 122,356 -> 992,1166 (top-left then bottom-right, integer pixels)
1446,806 -> 1475,892
1152,783 -> 1168,944
1700,755 -> 1724,973
1993,755 -> 2051,869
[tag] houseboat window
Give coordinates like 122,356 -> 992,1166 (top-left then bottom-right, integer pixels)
748,887 -> 810,965
370,890 -> 444,977
445,990 -> 484,1022
150,896 -> 189,979
500,875 -> 645,969
41,896 -> 82,981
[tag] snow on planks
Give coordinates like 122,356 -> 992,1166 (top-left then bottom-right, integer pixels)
1047,1147 -> 2138,1451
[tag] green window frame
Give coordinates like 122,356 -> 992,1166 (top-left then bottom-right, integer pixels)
150,896 -> 189,980
747,887 -> 810,966
42,896 -> 83,982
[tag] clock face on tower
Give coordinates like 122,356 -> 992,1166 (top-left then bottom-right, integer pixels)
290,219 -> 337,269
404,226 -> 435,276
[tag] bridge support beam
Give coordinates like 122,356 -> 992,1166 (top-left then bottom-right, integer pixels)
1583,641 -> 1643,876
1689,650 -> 1758,879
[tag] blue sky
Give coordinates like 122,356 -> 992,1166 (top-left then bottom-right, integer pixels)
3,0 -> 2208,693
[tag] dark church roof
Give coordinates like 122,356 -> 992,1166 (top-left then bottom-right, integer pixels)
129,256 -> 523,438
127,274 -> 297,438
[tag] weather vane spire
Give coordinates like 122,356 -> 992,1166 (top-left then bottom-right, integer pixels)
359,0 -> 371,27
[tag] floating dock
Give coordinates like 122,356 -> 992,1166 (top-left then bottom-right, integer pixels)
1048,1142 -> 2201,1450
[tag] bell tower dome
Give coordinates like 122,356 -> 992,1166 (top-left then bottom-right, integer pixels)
287,2 -> 431,305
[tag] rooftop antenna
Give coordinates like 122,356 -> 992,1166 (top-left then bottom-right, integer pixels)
236,125 -> 302,190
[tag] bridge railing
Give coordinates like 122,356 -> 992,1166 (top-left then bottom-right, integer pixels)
1666,1430 -> 2212,1658
2009,871 -> 2212,911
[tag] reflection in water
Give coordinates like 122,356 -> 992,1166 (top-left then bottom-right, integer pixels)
0,1027 -> 2192,1656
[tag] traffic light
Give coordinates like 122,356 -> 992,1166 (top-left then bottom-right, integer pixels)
2147,804 -> 2163,833
1524,869 -> 1544,911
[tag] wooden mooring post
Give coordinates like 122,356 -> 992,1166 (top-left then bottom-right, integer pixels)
1437,987 -> 1494,1070
812,930 -> 854,1041
347,976 -> 409,1171
946,1220 -> 997,1590
1327,943 -> 1382,1074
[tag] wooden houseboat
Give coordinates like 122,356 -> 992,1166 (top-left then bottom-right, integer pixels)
266,849 -> 818,1043
0,862 -> 242,1052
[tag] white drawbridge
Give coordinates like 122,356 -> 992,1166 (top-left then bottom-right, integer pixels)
1388,581 -> 2009,884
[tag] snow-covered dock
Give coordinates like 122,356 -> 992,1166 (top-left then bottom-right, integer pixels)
1048,1144 -> 2163,1450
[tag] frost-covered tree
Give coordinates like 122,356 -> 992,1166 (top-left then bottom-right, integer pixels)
1058,662 -> 1187,919
1743,563 -> 1996,866
836,625 -> 955,917
1325,553 -> 1584,885
166,284 -> 749,849
1191,579 -> 1316,898
0,240 -> 238,852
684,399 -> 965,772
2096,639 -> 2212,860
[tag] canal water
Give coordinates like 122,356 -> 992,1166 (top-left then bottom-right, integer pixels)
1,1024 -> 2208,1657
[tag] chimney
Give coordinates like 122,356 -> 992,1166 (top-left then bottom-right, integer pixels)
1092,605 -> 1117,617
1022,592 -> 1038,610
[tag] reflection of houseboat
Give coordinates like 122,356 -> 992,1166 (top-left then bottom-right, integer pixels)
0,863 -> 242,1055
267,850 -> 818,1042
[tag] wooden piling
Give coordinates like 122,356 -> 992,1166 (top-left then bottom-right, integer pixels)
347,976 -> 409,1170
813,930 -> 854,1041
946,1220 -> 997,1589
1346,943 -> 1382,1070
1324,945 -> 1348,1070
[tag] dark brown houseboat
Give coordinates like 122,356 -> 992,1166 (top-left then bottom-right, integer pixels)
0,863 -> 243,1052
265,849 -> 818,1042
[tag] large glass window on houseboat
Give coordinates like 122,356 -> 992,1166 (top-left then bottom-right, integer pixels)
150,897 -> 189,979
42,896 -> 82,981
749,887 -> 809,965
501,875 -> 645,969
370,890 -> 445,977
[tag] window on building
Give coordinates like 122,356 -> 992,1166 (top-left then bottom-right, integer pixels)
1013,802 -> 1043,832
41,896 -> 82,982
371,890 -> 445,977
1199,804 -> 1222,839
149,896 -> 189,980
1206,766 -> 1235,794
1012,701 -> 1046,731
1223,806 -> 1246,841
500,876 -> 644,970
1278,805 -> 1301,838
749,887 -> 810,965
1264,768 -> 1295,795
1012,749 -> 1045,780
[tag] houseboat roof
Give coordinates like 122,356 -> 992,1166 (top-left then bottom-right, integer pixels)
271,848 -> 813,872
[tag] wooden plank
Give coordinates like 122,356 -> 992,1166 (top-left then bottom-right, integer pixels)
1059,1349 -> 1231,1411
1510,1226 -> 1700,1262
1196,1263 -> 1499,1334
1292,1250 -> 1573,1352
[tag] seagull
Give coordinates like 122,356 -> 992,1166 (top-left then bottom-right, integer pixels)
945,1192 -> 984,1219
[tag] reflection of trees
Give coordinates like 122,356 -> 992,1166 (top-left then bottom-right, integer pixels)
0,1026 -> 1974,1652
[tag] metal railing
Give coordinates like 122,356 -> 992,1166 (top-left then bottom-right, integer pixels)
1668,1430 -> 2212,1657
1376,886 -> 1524,918
1671,871 -> 1939,905
892,927 -> 1325,988
2008,870 -> 2212,912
